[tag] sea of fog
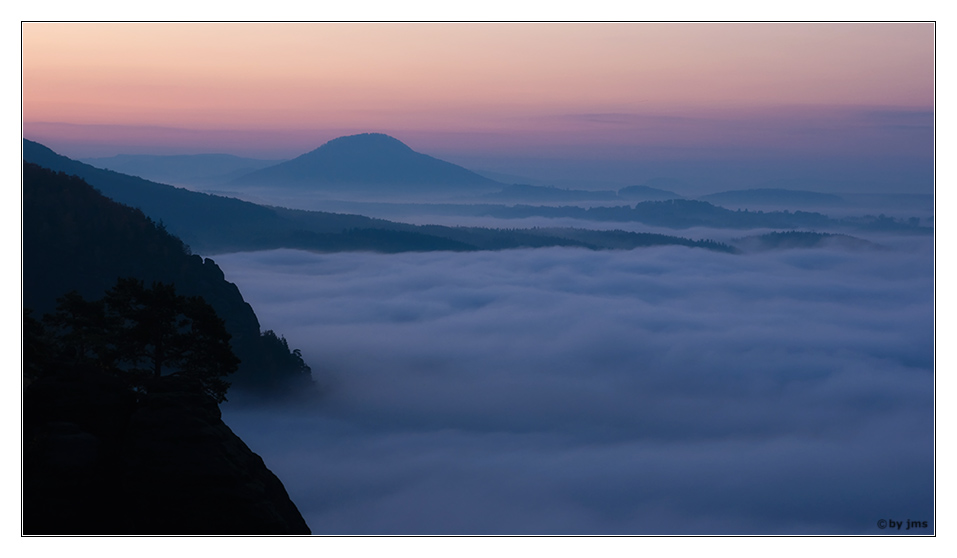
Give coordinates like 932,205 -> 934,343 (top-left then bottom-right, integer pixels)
215,236 -> 934,535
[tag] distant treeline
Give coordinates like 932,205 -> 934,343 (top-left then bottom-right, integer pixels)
434,199 -> 931,233
481,183 -> 681,203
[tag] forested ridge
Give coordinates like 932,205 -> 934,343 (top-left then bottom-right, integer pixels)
23,163 -> 312,395
23,139 -> 739,254
22,163 -> 314,534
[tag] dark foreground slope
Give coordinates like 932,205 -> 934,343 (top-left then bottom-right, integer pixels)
24,372 -> 311,535
23,163 -> 312,394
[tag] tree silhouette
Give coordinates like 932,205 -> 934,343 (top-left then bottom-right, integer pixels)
24,162 -> 316,394
176,294 -> 240,402
106,279 -> 189,379
42,292 -> 117,370
41,278 -> 239,402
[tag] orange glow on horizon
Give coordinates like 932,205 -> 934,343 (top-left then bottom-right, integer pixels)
23,22 -> 934,133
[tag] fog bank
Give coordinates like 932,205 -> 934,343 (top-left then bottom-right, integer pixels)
217,239 -> 933,534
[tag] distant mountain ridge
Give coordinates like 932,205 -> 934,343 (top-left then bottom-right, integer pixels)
23,139 -> 736,254
617,184 -> 683,201
731,231 -> 883,252
380,199 -> 930,233
230,133 -> 500,194
24,138 -> 289,254
481,183 -> 682,203
482,184 -> 620,203
82,153 -> 286,187
698,188 -> 846,207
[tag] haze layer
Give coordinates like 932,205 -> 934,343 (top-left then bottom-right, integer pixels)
217,237 -> 933,534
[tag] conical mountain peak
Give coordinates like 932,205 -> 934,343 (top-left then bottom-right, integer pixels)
230,133 -> 499,194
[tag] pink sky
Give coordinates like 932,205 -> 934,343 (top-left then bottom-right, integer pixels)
21,22 -> 934,192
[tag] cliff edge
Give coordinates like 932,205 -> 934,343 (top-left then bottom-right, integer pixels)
23,371 -> 311,535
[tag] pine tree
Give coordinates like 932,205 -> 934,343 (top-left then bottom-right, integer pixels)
41,278 -> 240,403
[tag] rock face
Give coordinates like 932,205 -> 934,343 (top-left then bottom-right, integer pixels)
23,371 -> 311,535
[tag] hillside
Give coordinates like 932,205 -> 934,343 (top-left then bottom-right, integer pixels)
24,139 -> 292,253
82,153 -> 286,187
22,163 -> 313,395
403,199 -> 930,233
698,188 -> 846,208
731,231 -> 883,252
25,139 -> 739,253
617,184 -> 683,201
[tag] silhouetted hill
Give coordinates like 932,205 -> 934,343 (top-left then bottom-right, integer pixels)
24,371 -> 311,534
270,206 -> 735,252
419,199 -> 930,233
479,183 -> 685,203
731,231 -> 883,252
482,184 -> 620,203
23,163 -> 313,395
81,153 -> 286,187
230,133 -> 501,194
425,199 -> 833,229
24,139 -> 293,254
617,184 -> 683,201
26,139 -> 487,253
24,140 -> 741,253
699,188 -> 846,207
515,227 -> 736,253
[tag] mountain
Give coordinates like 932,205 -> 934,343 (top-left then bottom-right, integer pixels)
22,163 -> 314,395
478,184 -> 681,204
24,139 -> 739,253
22,139 -> 492,253
699,188 -> 845,208
617,184 -> 683,201
731,231 -> 883,252
81,153 -> 286,187
24,139 -> 292,254
229,133 -> 501,195
470,169 -> 550,186
482,184 -> 620,203
399,199 -> 834,229
412,199 -> 929,233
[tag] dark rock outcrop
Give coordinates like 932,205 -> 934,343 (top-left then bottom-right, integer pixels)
23,372 -> 311,535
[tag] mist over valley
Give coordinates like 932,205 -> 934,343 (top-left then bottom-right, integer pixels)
215,239 -> 932,534
21,21 -> 935,537
23,130 -> 935,534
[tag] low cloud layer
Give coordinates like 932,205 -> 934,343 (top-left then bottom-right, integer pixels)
216,238 -> 933,534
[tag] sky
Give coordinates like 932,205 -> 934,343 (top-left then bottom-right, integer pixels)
21,22 -> 934,193
13,15 -> 942,541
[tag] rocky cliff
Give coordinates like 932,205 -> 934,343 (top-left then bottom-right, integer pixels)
23,371 -> 311,535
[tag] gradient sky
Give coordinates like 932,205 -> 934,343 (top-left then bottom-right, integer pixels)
21,22 -> 935,193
